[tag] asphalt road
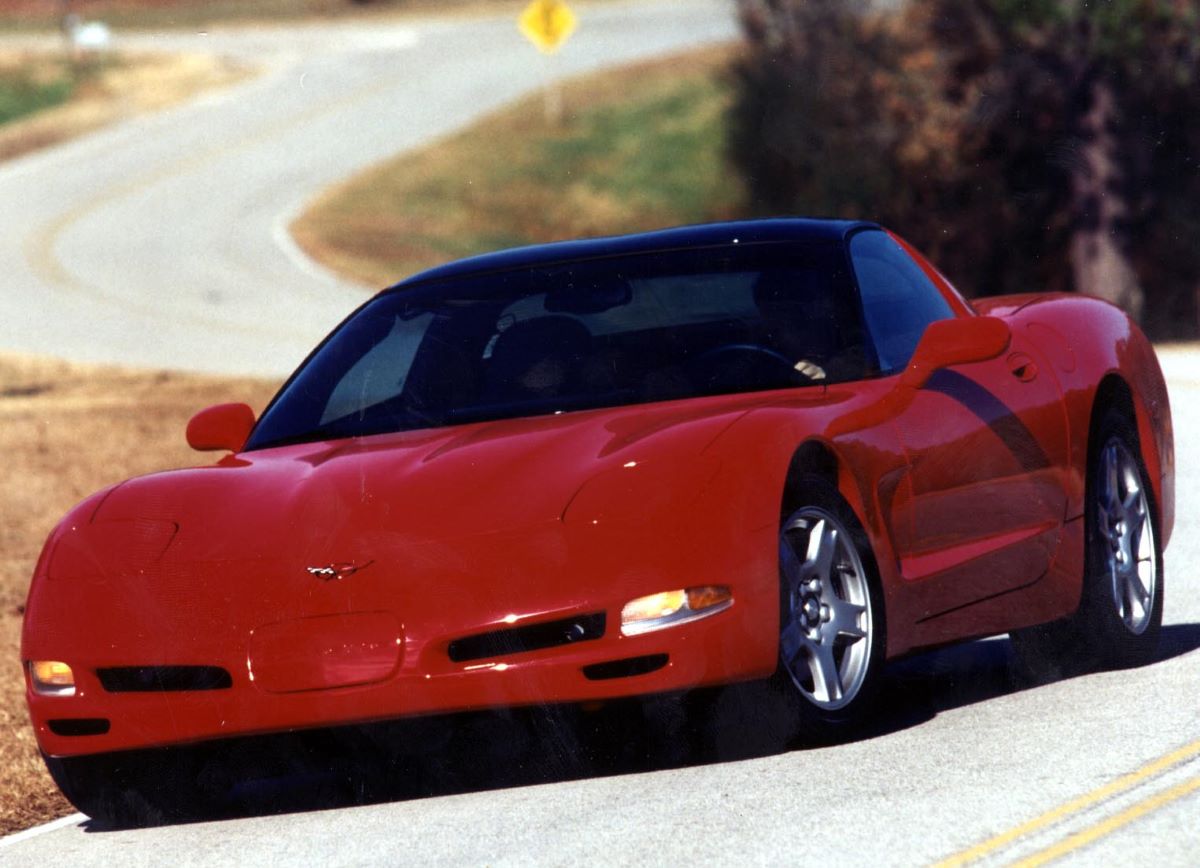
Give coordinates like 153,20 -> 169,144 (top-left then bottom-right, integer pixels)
0,0 -> 738,377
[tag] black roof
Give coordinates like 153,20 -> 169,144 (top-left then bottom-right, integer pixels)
391,218 -> 877,289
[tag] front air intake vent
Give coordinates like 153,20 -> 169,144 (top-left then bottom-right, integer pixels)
97,666 -> 233,693
448,613 -> 606,663
582,654 -> 669,681
48,718 -> 110,736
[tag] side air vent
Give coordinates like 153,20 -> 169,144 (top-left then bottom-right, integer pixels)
48,718 -> 110,737
448,613 -> 606,663
97,666 -> 233,693
582,654 -> 669,681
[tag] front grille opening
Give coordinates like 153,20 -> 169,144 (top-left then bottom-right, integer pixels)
448,613 -> 606,663
582,654 -> 669,681
97,666 -> 233,693
48,718 -> 110,737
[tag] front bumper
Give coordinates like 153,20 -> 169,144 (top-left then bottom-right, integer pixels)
26,600 -> 772,758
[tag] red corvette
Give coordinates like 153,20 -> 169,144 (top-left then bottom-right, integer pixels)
23,219 -> 1173,821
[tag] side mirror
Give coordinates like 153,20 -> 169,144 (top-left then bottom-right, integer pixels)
900,316 -> 1012,389
186,403 -> 255,452
827,316 -> 1012,440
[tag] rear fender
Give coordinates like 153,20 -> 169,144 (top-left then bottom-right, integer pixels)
984,293 -> 1174,548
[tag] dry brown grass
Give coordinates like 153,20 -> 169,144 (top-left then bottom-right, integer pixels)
0,353 -> 278,836
0,48 -> 250,162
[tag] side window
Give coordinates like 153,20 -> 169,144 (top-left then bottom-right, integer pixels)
849,230 -> 955,372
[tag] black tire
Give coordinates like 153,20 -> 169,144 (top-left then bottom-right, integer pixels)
44,748 -> 214,827
1010,405 -> 1163,681
773,475 -> 887,739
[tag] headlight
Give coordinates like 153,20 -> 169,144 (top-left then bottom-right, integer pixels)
620,586 -> 733,636
29,661 -> 76,696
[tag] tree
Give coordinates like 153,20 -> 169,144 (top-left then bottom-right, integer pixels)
729,0 -> 901,220
909,0 -> 1200,332
729,0 -> 1200,336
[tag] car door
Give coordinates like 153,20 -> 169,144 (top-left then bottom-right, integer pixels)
849,230 -> 1069,622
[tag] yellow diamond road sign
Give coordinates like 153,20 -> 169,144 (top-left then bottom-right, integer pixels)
519,0 -> 577,54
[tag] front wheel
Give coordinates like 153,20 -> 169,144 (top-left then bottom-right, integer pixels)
775,476 -> 887,737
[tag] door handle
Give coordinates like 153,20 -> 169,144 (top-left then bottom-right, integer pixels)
1008,352 -> 1038,382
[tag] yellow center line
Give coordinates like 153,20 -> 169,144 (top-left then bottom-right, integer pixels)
1012,773 -> 1200,867
931,738 -> 1200,868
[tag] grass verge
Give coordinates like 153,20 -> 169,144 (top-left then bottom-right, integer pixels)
0,354 -> 279,836
0,58 -> 74,126
292,44 -> 744,288
0,48 -> 250,163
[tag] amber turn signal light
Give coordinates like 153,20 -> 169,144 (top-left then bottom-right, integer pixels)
620,586 -> 733,636
29,660 -> 76,696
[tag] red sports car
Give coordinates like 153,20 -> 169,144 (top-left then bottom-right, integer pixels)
23,219 -> 1173,822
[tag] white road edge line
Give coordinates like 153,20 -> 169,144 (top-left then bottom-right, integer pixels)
0,813 -> 87,849
271,200 -> 370,293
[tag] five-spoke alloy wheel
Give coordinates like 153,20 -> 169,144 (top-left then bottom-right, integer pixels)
1095,434 -> 1158,636
776,476 -> 885,733
1078,405 -> 1165,665
1010,404 -> 1163,679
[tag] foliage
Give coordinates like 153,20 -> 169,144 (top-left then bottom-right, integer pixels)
729,1 -> 895,220
729,0 -> 1200,337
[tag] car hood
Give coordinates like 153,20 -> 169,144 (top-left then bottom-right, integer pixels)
86,395 -> 770,567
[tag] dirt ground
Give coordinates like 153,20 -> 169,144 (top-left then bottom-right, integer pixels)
0,353 -> 278,835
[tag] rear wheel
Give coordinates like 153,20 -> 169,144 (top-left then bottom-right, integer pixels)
1011,405 -> 1163,680
775,476 -> 886,737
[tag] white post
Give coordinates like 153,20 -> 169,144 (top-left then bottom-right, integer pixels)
541,52 -> 563,126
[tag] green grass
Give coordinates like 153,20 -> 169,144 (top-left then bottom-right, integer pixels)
0,69 -> 74,125
293,45 -> 745,287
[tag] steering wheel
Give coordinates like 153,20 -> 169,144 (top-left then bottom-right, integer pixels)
688,343 -> 817,390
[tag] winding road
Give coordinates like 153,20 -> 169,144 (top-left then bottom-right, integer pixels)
0,0 -> 737,376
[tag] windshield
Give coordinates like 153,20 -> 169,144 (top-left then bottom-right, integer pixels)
246,241 -> 867,450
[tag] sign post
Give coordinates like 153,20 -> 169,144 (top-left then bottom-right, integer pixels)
517,0 -> 578,125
